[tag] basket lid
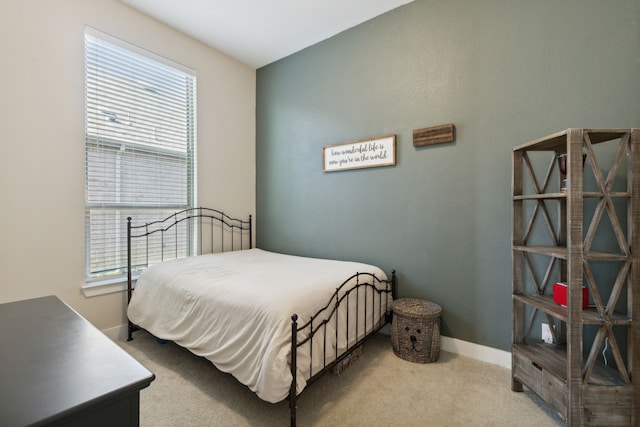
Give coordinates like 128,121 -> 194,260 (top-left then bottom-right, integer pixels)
392,298 -> 441,317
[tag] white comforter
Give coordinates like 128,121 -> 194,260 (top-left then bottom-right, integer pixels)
127,248 -> 389,403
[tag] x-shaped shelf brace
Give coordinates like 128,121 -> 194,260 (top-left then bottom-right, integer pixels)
583,132 -> 630,256
581,132 -> 632,384
583,258 -> 632,384
522,152 -> 559,247
521,152 -> 564,343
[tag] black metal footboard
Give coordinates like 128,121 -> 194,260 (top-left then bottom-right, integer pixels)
288,270 -> 397,427
126,207 -> 252,341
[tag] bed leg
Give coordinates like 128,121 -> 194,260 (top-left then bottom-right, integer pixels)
127,320 -> 134,341
391,270 -> 397,300
290,387 -> 297,427
290,314 -> 298,427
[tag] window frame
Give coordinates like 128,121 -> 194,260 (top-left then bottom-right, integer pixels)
83,27 -> 197,296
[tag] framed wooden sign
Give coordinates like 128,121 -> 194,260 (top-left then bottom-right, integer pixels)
323,134 -> 396,172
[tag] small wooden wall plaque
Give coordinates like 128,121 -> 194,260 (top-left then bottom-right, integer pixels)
413,123 -> 455,147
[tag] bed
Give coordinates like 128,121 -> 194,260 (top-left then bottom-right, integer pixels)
125,207 -> 396,426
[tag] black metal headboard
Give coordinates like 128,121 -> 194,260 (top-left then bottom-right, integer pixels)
126,207 -> 253,304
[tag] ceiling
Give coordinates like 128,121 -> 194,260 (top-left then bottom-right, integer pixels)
120,0 -> 414,69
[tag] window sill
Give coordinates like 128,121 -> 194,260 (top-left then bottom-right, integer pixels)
82,274 -> 139,297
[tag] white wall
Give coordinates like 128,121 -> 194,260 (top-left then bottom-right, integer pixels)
0,0 -> 256,330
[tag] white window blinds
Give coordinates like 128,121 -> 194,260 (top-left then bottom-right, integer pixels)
85,28 -> 197,280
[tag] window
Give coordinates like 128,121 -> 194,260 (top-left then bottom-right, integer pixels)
85,28 -> 196,283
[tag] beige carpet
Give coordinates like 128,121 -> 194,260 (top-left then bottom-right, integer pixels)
117,332 -> 564,426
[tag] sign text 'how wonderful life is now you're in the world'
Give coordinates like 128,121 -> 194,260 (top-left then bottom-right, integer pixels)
323,134 -> 396,172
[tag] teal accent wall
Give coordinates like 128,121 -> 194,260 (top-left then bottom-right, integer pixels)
256,0 -> 640,351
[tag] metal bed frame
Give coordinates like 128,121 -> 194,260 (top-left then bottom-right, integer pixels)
125,207 -> 396,427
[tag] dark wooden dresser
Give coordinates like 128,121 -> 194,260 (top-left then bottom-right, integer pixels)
0,295 -> 155,426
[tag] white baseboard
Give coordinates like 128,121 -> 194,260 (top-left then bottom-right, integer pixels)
105,323 -> 512,369
103,324 -> 129,341
441,336 -> 511,369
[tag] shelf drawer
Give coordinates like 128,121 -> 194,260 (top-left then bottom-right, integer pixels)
513,346 -> 567,418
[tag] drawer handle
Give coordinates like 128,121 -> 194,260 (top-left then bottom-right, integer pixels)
532,361 -> 543,371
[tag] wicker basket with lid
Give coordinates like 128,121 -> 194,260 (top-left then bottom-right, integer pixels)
391,298 -> 441,363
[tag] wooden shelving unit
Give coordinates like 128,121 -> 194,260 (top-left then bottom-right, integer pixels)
511,128 -> 639,426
